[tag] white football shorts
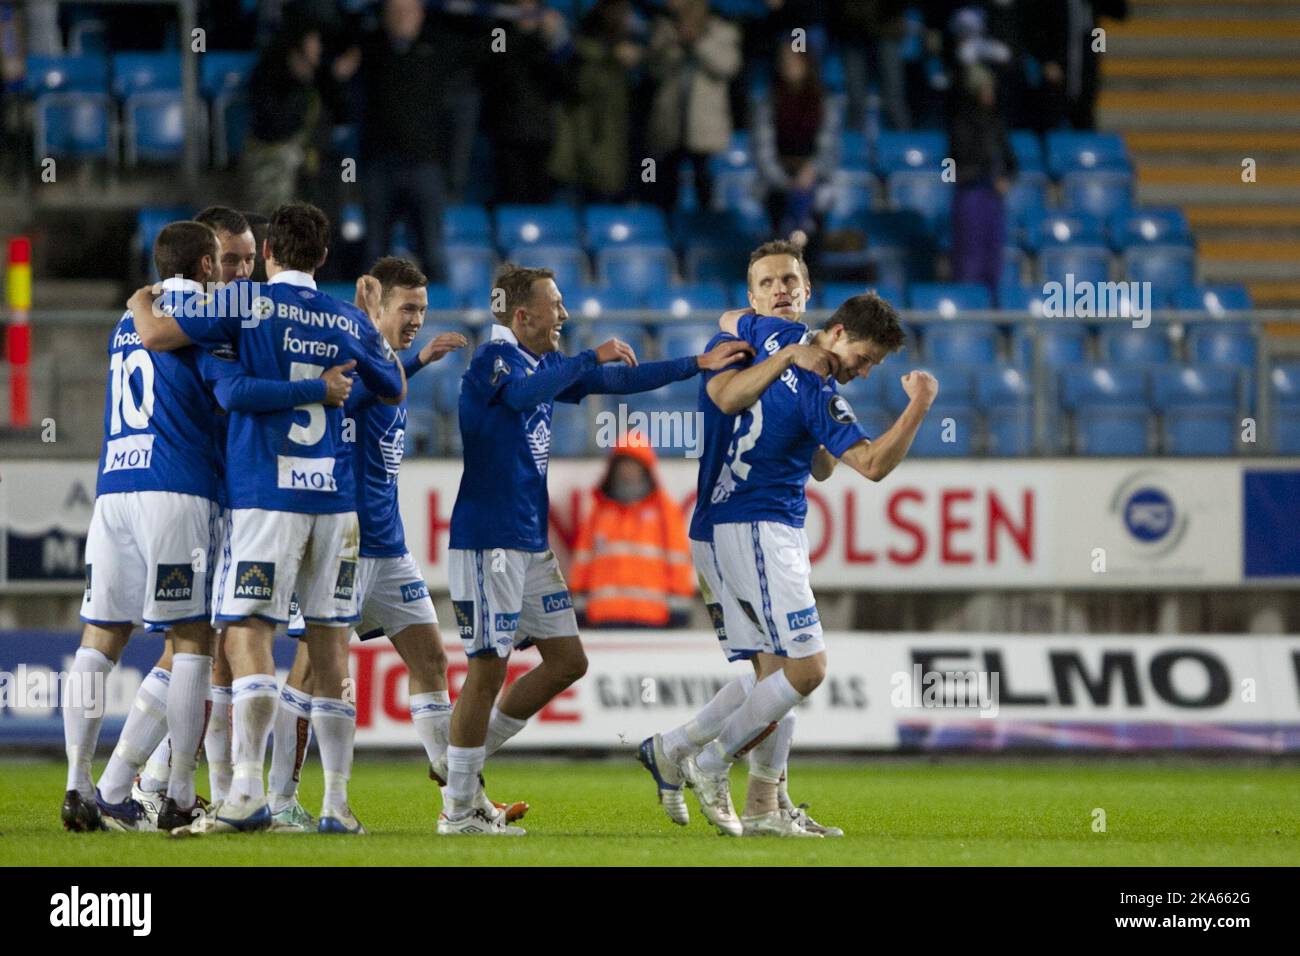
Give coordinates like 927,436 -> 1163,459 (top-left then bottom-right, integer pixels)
212,508 -> 360,626
710,521 -> 826,659
81,491 -> 220,631
691,537 -> 761,663
448,548 -> 578,658
356,551 -> 438,641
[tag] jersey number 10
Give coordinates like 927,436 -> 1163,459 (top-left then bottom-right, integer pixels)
109,349 -> 155,435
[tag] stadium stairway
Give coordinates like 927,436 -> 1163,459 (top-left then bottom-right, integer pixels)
1099,0 -> 1300,307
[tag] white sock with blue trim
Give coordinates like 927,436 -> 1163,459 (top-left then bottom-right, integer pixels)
445,744 -> 485,817
697,671 -> 804,774
311,696 -> 356,818
485,706 -> 527,758
63,646 -> 115,797
205,685 -> 233,802
99,666 -> 171,804
230,674 -> 278,802
410,691 -> 451,768
140,738 -> 171,794
269,684 -> 313,812
663,671 -> 756,763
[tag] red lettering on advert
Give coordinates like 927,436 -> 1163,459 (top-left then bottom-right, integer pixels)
351,643 -> 384,728
887,489 -> 925,564
425,491 -> 451,565
383,663 -> 409,723
940,490 -> 975,564
843,490 -> 876,564
806,489 -> 831,562
989,490 -> 1033,562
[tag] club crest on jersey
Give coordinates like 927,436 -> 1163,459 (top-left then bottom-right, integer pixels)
400,580 -> 429,603
453,600 -> 475,639
787,606 -> 820,629
525,407 -> 552,476
233,562 -> 274,600
334,560 -> 357,600
542,590 -> 573,613
491,357 -> 511,386
828,394 -> 857,424
154,564 -> 194,602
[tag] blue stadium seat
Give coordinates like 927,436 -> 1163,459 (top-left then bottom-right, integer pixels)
997,284 -> 1048,315
908,405 -> 977,456
838,371 -> 889,410
1271,363 -> 1300,453
1124,245 -> 1196,300
597,245 -> 677,297
1030,211 -> 1107,251
708,131 -> 753,174
686,244 -> 747,283
25,54 -> 108,94
199,51 -> 256,99
1045,131 -> 1130,178
495,204 -> 581,248
1001,246 -> 1029,288
201,50 -> 256,164
1059,365 -> 1148,410
980,366 -> 1036,457
136,206 -> 192,279
550,402 -> 592,457
922,321 -> 999,364
818,282 -> 906,310
818,169 -> 876,223
68,17 -> 107,55
1009,130 -> 1044,173
658,321 -> 717,360
1014,322 -> 1090,367
124,90 -> 192,164
671,208 -> 768,252
584,205 -> 669,248
978,365 -> 1032,408
1162,407 -> 1237,455
507,244 -> 587,290
909,283 -> 991,316
886,364 -> 975,412
1075,405 -> 1151,455
424,284 -> 459,310
443,205 -> 492,245
874,131 -> 947,174
648,284 -> 730,317
825,209 -> 931,246
840,129 -> 870,169
582,320 -> 651,356
1040,244 -> 1111,286
1151,364 -> 1239,410
1099,326 -> 1174,364
1111,207 -> 1192,250
444,244 -> 497,306
1186,324 -> 1257,367
711,167 -> 764,217
567,286 -> 645,316
1005,174 -> 1048,247
34,92 -> 112,160
1062,169 -> 1133,220
1173,284 -> 1251,315
111,52 -> 180,97
886,170 -> 953,231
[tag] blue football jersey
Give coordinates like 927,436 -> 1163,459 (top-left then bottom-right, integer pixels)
709,315 -> 869,529
346,381 -> 409,558
688,315 -> 808,541
174,272 -> 404,514
95,279 -> 223,502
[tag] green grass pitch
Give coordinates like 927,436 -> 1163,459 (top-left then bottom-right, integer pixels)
3,756 -> 1299,866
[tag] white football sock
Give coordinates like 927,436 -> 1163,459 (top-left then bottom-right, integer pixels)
98,666 -> 171,804
445,744 -> 485,817
749,710 -> 795,784
696,671 -> 804,774
663,671 -> 755,762
268,684 -> 313,811
165,652 -> 211,807
311,697 -> 356,817
139,737 -> 171,793
205,685 -> 233,802
484,706 -> 527,758
63,647 -> 115,796
410,691 -> 451,768
230,674 -> 278,802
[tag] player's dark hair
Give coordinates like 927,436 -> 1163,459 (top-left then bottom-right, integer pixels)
154,221 -> 218,282
825,292 -> 906,351
747,239 -> 810,288
370,256 -> 428,299
492,263 -> 556,324
193,205 -> 250,237
266,202 -> 330,273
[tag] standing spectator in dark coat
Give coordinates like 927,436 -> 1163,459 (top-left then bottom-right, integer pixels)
948,63 -> 1016,298
1025,0 -> 1128,130
834,0 -> 911,131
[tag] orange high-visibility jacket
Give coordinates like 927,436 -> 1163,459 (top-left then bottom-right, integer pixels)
569,440 -> 694,627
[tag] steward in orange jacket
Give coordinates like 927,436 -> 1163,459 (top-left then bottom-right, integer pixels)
569,434 -> 694,628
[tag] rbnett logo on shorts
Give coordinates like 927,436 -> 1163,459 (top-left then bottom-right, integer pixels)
154,564 -> 194,602
400,581 -> 429,603
494,612 -> 520,633
706,602 -> 727,640
334,561 -> 357,600
786,606 -> 820,630
233,562 -> 275,600
542,590 -> 572,613
453,601 -> 474,639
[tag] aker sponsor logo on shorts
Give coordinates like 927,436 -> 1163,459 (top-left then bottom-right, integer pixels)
400,580 -> 429,603
453,601 -> 475,640
334,560 -> 357,600
786,606 -> 820,630
83,564 -> 92,599
542,590 -> 573,613
233,561 -> 275,600
706,602 -> 727,640
154,563 -> 194,602
494,612 -> 521,633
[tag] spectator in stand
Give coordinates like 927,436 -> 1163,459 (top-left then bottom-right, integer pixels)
340,0 -> 449,282
569,434 -> 694,630
833,0 -> 911,131
948,62 -> 1016,298
484,0 -> 573,203
1026,0 -> 1128,130
753,44 -> 839,238
550,0 -> 645,203
646,0 -> 742,212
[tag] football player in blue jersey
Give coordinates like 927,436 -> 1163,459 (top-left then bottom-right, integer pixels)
129,202 -> 407,835
439,264 -> 752,835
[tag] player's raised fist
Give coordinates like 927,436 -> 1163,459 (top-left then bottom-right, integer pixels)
354,275 -> 382,321
901,370 -> 938,406
322,360 -> 357,407
697,339 -> 755,371
595,338 -> 638,367
420,332 -> 469,365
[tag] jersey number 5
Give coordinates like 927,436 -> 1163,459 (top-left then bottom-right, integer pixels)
109,350 -> 155,435
289,362 -> 326,446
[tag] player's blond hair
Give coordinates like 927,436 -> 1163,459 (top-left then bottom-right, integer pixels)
747,239 -> 811,290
